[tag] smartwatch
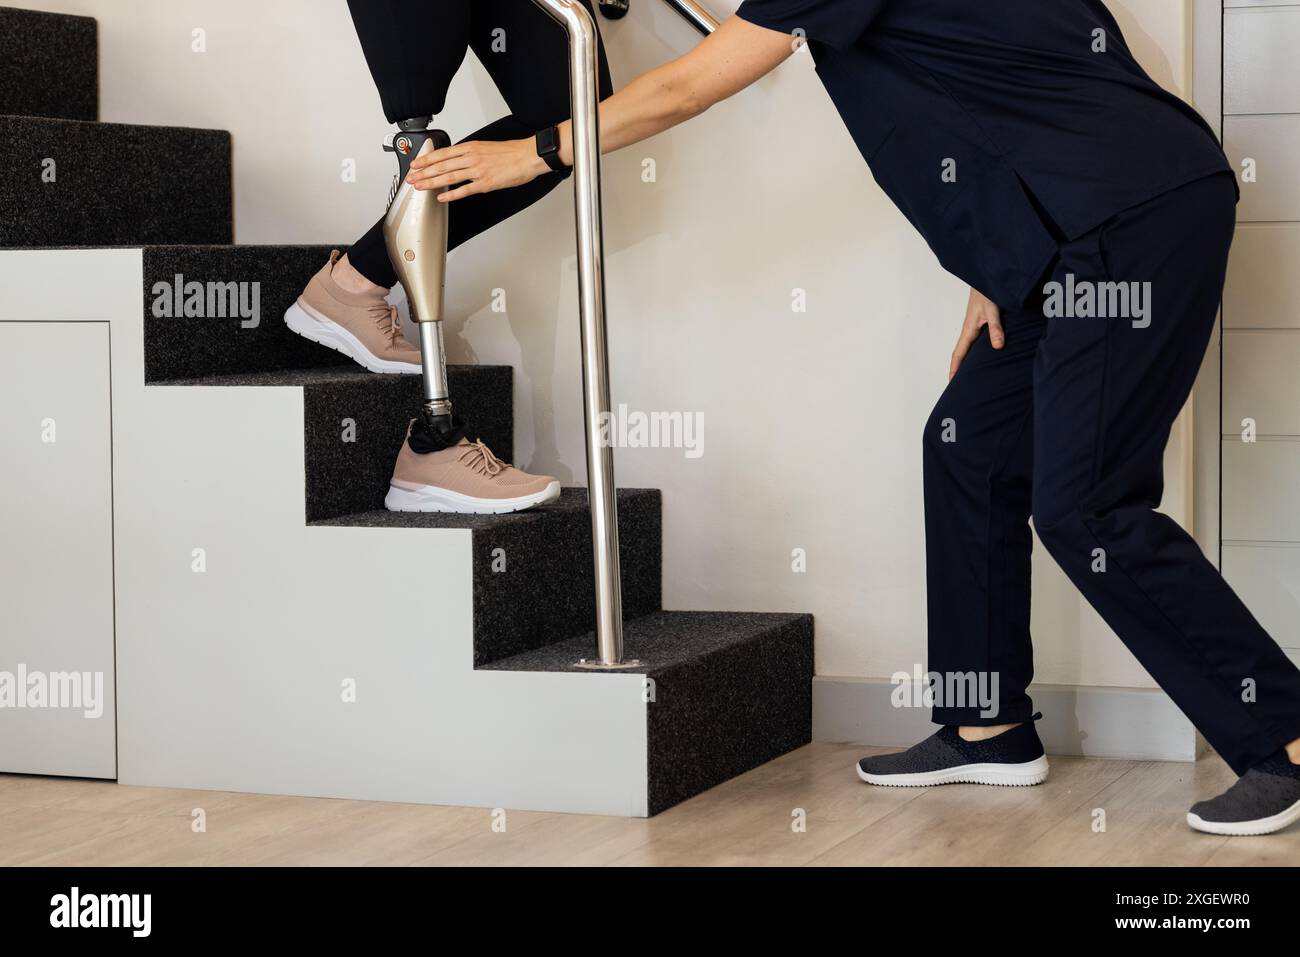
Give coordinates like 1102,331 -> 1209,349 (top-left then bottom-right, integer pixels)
535,125 -> 570,176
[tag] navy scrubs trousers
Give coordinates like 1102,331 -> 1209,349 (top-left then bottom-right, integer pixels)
924,172 -> 1300,774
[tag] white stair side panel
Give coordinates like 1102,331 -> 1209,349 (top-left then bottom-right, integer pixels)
2,249 -> 649,817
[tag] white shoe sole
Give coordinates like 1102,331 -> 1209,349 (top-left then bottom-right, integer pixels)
284,300 -> 421,375
1187,795 -> 1300,836
856,754 -> 1050,788
385,480 -> 562,515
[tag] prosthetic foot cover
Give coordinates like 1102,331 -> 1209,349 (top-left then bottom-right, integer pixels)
407,411 -> 472,455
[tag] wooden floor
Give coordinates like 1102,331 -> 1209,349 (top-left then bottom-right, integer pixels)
2,745 -> 1296,866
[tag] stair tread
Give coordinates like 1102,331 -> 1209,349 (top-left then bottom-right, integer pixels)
0,242 -> 347,252
144,243 -> 351,251
151,365 -> 508,389
0,112 -> 226,135
314,487 -> 660,531
481,609 -> 813,676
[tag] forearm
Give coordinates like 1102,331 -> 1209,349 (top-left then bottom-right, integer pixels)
555,62 -> 705,168
533,16 -> 795,175
414,17 -> 794,201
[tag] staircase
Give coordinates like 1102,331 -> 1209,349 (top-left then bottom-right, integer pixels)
0,5 -> 812,816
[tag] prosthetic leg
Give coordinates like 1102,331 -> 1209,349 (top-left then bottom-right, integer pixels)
379,116 -> 560,516
384,117 -> 460,452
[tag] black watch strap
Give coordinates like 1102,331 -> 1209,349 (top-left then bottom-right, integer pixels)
535,125 -> 570,176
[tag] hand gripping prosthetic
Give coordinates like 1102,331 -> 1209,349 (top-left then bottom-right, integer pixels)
384,117 -> 461,451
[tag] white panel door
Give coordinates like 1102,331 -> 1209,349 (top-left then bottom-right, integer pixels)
0,322 -> 116,778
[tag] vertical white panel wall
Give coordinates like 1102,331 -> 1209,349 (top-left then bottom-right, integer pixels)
0,321 -> 117,778
1221,0 -> 1300,670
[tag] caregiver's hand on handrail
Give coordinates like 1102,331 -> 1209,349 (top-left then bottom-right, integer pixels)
404,14 -> 795,202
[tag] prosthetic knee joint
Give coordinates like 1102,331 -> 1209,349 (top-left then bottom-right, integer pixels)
384,117 -> 457,449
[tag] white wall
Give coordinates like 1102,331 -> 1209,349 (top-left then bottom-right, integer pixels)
24,0 -> 1199,689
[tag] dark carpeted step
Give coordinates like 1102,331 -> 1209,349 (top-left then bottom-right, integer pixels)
484,609 -> 814,815
0,115 -> 231,247
151,365 -> 514,522
143,245 -> 356,381
316,488 -> 664,667
0,7 -> 97,121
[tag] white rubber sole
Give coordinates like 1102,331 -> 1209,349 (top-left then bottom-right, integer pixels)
284,300 -> 420,375
1187,795 -> 1300,836
856,754 -> 1050,788
385,480 -> 562,515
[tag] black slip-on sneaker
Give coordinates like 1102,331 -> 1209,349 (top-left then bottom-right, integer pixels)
857,722 -> 1049,788
1187,750 -> 1300,836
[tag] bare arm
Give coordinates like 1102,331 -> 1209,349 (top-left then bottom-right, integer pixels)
552,14 -> 796,166
406,15 -> 796,201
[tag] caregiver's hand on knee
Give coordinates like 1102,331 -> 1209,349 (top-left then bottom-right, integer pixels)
407,140 -> 544,201
949,287 -> 1005,380
407,14 -> 795,203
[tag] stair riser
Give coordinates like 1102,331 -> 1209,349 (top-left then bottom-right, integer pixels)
143,246 -> 352,380
647,617 -> 813,815
471,490 -> 662,665
0,117 -> 231,247
0,8 -> 97,121
301,368 -> 513,522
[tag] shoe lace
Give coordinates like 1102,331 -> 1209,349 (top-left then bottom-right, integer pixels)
458,439 -> 508,478
369,302 -> 404,347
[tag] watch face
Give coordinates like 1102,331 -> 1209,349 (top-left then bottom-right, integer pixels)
538,127 -> 558,155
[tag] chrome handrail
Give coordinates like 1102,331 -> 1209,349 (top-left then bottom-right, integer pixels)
661,0 -> 719,35
597,1 -> 719,36
531,0 -> 632,669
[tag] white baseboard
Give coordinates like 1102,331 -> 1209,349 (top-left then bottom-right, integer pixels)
814,676 -> 1203,764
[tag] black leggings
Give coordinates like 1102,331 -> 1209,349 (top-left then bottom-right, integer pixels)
345,0 -> 613,288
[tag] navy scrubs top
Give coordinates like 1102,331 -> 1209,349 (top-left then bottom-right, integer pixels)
736,0 -> 1235,307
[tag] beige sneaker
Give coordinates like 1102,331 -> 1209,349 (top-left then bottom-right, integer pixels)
385,426 -> 561,514
284,250 -> 421,374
